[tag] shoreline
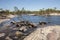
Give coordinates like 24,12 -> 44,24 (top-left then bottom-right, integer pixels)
24,25 -> 60,40
0,14 -> 17,23
0,14 -> 60,25
0,20 -> 60,40
27,13 -> 60,16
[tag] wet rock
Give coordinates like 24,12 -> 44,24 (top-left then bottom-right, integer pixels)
9,30 -> 26,40
27,23 -> 37,28
19,26 -> 27,32
19,21 -> 31,26
0,33 -> 6,40
0,33 -> 5,37
39,22 -> 47,25
8,30 -> 18,40
0,21 -> 38,40
16,24 -> 20,27
30,24 -> 37,28
5,36 -> 12,40
15,31 -> 23,37
11,21 -> 37,28
10,22 -> 15,25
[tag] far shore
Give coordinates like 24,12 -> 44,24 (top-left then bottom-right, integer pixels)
27,13 -> 60,16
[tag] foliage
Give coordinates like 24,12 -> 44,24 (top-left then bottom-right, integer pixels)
0,7 -> 60,15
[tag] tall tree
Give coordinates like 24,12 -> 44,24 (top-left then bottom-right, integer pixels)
14,6 -> 19,14
14,6 -> 19,11
5,10 -> 10,15
21,7 -> 26,14
0,8 -> 3,11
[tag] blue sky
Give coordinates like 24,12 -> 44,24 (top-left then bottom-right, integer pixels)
0,0 -> 60,11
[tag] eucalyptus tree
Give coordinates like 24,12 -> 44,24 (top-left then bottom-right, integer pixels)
39,8 -> 44,15
14,6 -> 19,12
21,7 -> 26,14
0,8 -> 3,11
14,6 -> 20,14
54,7 -> 57,12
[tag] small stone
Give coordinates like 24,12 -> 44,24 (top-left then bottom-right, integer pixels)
5,36 -> 12,40
0,33 -> 5,37
15,31 -> 23,37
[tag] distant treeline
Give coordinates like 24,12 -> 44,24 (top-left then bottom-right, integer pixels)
0,7 -> 60,15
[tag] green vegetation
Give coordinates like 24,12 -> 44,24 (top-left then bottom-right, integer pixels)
0,7 -> 60,15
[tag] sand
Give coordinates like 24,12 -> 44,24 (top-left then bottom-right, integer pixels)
0,14 -> 17,23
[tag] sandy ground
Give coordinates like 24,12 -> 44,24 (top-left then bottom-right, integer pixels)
24,25 -> 60,40
0,19 -> 10,23
7,14 -> 17,18
0,14 -> 17,23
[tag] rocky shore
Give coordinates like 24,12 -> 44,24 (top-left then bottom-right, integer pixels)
0,14 -> 60,40
0,21 -> 37,40
24,25 -> 60,40
0,14 -> 17,23
0,20 -> 60,40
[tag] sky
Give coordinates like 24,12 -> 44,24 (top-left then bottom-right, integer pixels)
0,0 -> 60,11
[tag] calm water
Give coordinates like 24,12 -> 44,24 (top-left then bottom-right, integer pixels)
0,15 -> 60,27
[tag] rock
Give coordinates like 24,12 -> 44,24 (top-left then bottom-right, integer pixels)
10,22 -> 15,25
0,33 -> 5,37
0,33 -> 6,40
47,30 -> 57,40
15,31 -> 23,37
39,22 -> 47,25
5,36 -> 12,40
28,23 -> 37,28
16,24 -> 20,27
19,26 -> 27,32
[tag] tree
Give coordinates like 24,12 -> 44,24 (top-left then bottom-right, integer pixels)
0,8 -> 3,11
14,6 -> 20,14
5,10 -> 10,15
21,7 -> 25,11
21,7 -> 26,14
14,6 -> 19,12
54,7 -> 57,12
54,7 -> 57,10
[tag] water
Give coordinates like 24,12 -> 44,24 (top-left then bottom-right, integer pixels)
0,15 -> 60,27
18,15 -> 60,25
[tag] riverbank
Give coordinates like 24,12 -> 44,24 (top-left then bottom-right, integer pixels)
26,13 -> 60,16
45,13 -> 60,16
0,14 -> 60,27
0,20 -> 60,40
0,14 -> 17,23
